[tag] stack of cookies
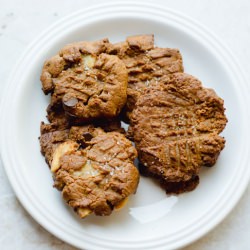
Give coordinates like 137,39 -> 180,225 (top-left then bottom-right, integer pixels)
39,34 -> 227,218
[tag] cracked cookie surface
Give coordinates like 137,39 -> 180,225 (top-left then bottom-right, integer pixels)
41,39 -> 128,122
129,73 -> 227,194
107,34 -> 184,121
40,124 -> 139,218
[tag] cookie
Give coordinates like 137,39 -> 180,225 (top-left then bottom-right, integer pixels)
41,39 -> 128,122
107,34 -> 184,121
43,126 -> 139,218
129,73 -> 227,194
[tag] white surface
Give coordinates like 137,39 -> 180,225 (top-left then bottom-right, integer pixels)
0,0 -> 250,249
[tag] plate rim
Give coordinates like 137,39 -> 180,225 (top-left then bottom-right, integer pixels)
1,1 -> 250,249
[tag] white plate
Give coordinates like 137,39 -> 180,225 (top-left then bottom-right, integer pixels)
1,2 -> 250,250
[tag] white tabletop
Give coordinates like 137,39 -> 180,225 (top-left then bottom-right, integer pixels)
0,0 -> 250,249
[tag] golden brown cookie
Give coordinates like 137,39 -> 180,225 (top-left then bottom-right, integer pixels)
40,124 -> 139,218
41,39 -> 128,123
129,73 -> 227,194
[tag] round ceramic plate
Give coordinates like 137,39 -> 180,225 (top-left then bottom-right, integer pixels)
1,2 -> 250,250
